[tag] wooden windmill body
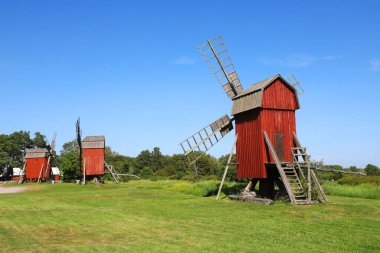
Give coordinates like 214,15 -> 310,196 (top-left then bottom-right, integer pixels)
82,136 -> 105,177
20,133 -> 58,183
180,36 -> 327,205
76,118 -> 122,184
25,148 -> 51,181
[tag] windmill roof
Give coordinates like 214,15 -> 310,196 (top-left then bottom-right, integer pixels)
82,136 -> 105,142
25,148 -> 49,158
231,74 -> 300,115
82,136 -> 105,149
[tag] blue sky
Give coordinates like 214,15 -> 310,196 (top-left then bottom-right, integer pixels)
0,0 -> 379,168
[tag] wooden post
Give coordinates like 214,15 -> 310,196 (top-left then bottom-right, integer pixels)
307,155 -> 312,204
216,134 -> 238,200
311,170 -> 328,202
44,156 -> 51,181
37,163 -> 45,183
83,159 -> 86,185
18,161 -> 27,184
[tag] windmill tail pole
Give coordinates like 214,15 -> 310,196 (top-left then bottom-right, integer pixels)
314,167 -> 367,176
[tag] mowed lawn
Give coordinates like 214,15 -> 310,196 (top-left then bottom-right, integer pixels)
0,181 -> 379,252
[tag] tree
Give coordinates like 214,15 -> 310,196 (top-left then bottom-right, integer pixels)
346,166 -> 359,172
60,150 -> 81,181
1,131 -> 33,167
218,154 -> 237,181
61,140 -> 78,156
151,147 -> 164,171
195,154 -> 218,176
135,150 -> 152,172
140,166 -> 153,178
32,132 -> 47,148
166,154 -> 189,175
364,164 -> 380,176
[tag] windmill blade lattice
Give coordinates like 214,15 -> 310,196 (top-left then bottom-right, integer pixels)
180,115 -> 234,165
198,35 -> 244,99
286,73 -> 304,94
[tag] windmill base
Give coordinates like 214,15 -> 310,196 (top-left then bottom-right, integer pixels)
83,175 -> 103,184
246,164 -> 287,200
228,195 -> 274,205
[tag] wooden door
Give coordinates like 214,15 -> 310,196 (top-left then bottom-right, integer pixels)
274,132 -> 285,162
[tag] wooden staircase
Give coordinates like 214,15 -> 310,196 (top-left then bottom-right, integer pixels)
264,131 -> 327,205
282,164 -> 308,204
292,134 -> 328,202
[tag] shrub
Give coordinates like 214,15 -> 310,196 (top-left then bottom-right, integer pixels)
364,164 -> 380,176
338,175 -> 380,186
140,167 -> 153,179
60,150 -> 81,181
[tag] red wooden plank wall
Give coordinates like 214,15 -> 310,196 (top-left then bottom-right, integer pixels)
262,79 -> 298,110
82,148 -> 105,175
235,109 -> 267,179
26,158 -> 50,179
261,109 -> 296,163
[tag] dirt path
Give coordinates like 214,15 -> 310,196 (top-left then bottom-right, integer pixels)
0,186 -> 29,194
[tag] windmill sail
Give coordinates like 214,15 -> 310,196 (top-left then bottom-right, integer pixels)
180,115 -> 234,165
286,73 -> 304,94
50,132 -> 57,152
198,35 -> 243,99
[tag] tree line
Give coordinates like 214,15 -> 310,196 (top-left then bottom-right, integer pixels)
1,131 -> 379,182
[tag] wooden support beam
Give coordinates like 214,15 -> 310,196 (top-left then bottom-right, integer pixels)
18,161 -> 27,184
37,163 -> 45,183
314,167 -> 366,176
216,134 -> 238,200
311,170 -> 328,202
83,159 -> 86,185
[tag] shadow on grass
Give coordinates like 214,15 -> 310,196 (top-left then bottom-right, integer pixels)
201,182 -> 247,197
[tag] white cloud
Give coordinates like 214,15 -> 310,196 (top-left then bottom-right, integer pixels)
174,56 -> 195,65
257,54 -> 343,68
370,60 -> 380,72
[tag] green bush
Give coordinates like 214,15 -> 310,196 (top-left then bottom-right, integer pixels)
140,167 -> 153,179
364,164 -> 380,176
338,175 -> 380,186
60,150 -> 81,181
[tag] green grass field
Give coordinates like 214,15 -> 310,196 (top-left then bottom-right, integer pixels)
0,181 -> 379,252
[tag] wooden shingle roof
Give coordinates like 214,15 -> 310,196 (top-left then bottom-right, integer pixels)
82,136 -> 105,149
231,74 -> 300,115
25,148 -> 49,158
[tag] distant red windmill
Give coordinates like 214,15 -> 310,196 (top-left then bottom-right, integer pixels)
180,35 -> 327,205
19,133 -> 58,183
75,118 -> 121,184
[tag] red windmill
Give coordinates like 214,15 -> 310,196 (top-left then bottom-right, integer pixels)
180,36 -> 327,205
75,118 -> 121,184
19,133 -> 58,183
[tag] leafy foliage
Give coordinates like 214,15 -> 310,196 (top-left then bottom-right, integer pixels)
32,132 -> 48,148
0,131 -> 47,169
60,150 -> 81,181
61,140 -> 78,156
364,164 -> 380,176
